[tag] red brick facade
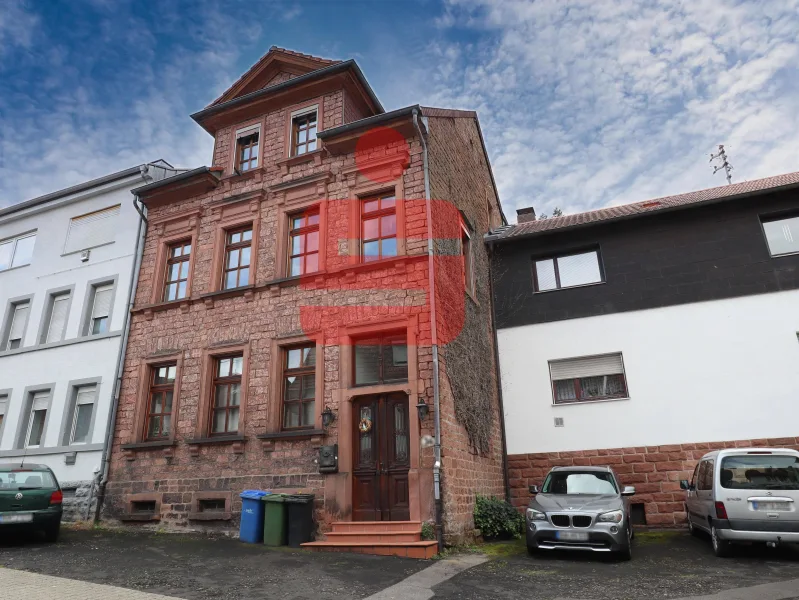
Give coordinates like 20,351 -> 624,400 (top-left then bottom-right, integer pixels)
508,436 -> 799,526
102,48 -> 505,544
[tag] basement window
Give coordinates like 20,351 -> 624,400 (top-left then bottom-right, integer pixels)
131,500 -> 156,514
198,499 -> 226,513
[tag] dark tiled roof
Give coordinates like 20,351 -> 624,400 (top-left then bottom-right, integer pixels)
488,171 -> 799,242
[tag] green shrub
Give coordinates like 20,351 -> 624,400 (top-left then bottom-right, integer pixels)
473,495 -> 524,540
421,521 -> 436,541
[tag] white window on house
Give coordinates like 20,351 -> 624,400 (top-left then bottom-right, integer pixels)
44,293 -> 70,343
70,386 -> 96,444
0,394 -> 7,439
5,301 -> 30,350
64,205 -> 120,254
762,214 -> 799,257
0,232 -> 36,272
89,284 -> 113,335
25,392 -> 49,448
549,353 -> 628,405
534,249 -> 603,292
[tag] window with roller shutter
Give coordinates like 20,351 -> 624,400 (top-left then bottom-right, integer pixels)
4,302 -> 30,350
0,394 -> 7,442
89,284 -> 113,335
25,391 -> 50,448
548,352 -> 628,405
64,205 -> 120,254
70,386 -> 96,444
44,293 -> 70,343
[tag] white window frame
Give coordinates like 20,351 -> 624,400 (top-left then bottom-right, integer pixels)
63,205 -> 120,255
44,292 -> 71,344
548,352 -> 629,406
533,249 -> 604,293
89,284 -> 114,335
234,124 -> 261,173
0,231 -> 37,272
25,392 -> 50,449
69,386 -> 96,445
6,301 -> 30,350
761,214 -> 799,258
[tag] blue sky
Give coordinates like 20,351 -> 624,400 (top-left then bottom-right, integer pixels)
2,0 -> 798,219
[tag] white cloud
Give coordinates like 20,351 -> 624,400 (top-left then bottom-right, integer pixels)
424,0 -> 799,219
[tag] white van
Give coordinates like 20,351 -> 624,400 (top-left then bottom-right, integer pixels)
681,448 -> 799,557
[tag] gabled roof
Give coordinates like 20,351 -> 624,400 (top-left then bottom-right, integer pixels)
486,171 -> 799,243
209,46 -> 340,107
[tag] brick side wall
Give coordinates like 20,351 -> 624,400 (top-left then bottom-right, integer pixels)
426,115 -> 506,543
508,436 -> 799,526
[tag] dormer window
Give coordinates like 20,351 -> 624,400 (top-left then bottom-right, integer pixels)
235,126 -> 260,172
291,108 -> 317,156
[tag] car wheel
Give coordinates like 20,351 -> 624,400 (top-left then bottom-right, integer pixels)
43,524 -> 60,543
711,525 -> 731,558
616,526 -> 633,561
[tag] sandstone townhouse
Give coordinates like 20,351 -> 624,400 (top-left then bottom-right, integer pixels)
101,47 -> 506,555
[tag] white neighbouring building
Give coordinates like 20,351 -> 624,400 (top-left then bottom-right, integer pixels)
0,162 -> 177,520
487,172 -> 799,526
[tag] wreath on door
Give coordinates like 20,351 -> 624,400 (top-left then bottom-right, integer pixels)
358,417 -> 372,433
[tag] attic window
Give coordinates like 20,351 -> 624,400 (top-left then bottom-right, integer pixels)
291,109 -> 317,156
236,126 -> 260,173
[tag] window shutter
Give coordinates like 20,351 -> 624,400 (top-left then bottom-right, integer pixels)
64,205 -> 120,254
76,386 -> 96,405
92,285 -> 113,318
46,295 -> 70,343
550,353 -> 624,380
9,304 -> 29,340
31,392 -> 49,411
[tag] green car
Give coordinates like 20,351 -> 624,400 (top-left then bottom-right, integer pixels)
0,463 -> 63,542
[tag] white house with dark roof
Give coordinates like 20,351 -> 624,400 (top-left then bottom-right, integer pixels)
487,172 -> 799,527
0,161 -> 178,520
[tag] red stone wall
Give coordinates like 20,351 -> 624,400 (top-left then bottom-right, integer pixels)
508,436 -> 799,526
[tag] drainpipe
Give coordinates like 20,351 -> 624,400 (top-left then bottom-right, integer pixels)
487,244 -> 511,502
412,108 -> 444,551
93,166 -> 149,522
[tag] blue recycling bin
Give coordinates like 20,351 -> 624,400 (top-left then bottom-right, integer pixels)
239,490 -> 270,543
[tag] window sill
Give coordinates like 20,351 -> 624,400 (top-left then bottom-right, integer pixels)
221,165 -> 266,182
534,281 -> 606,294
0,263 -> 31,275
132,298 -> 192,316
257,429 -> 325,441
200,285 -> 256,304
265,272 -> 328,288
121,440 -> 176,451
276,149 -> 324,173
61,241 -> 115,257
188,512 -> 232,521
186,435 -> 246,446
552,396 -> 630,407
329,254 -> 426,278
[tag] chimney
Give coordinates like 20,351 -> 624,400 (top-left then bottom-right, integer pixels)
516,206 -> 537,223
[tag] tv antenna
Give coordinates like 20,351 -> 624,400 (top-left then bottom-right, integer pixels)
710,145 -> 733,185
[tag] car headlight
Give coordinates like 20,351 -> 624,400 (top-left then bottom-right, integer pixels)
598,509 -> 624,523
526,508 -> 547,521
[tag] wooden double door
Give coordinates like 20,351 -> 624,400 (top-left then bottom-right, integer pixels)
352,394 -> 411,521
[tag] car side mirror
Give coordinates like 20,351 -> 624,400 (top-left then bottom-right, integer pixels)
621,486 -> 636,496
679,480 -> 691,490
528,485 -> 539,495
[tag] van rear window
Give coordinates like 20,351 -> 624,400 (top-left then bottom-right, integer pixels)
720,455 -> 799,490
0,470 -> 56,490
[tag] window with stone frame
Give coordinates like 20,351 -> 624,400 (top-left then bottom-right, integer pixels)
282,344 -> 316,430
222,226 -> 252,290
210,354 -> 243,435
291,110 -> 317,156
163,240 -> 192,301
353,333 -> 408,386
0,394 -> 7,439
236,131 -> 259,172
288,207 -> 320,277
145,363 -> 176,440
361,194 -> 397,262
4,301 -> 30,350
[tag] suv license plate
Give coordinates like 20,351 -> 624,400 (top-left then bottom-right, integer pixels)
556,531 -> 589,541
0,513 -> 33,524
752,502 -> 790,511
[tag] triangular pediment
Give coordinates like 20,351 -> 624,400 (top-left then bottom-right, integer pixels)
210,46 -> 339,107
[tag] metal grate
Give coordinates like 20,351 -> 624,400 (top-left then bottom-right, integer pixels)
572,515 -> 592,528
550,514 -> 570,527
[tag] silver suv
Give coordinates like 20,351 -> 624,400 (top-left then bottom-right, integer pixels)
681,447 -> 799,557
525,466 -> 636,560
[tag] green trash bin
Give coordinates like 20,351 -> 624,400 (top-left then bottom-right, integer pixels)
262,494 -> 287,546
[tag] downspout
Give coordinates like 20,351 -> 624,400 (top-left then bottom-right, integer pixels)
93,166 -> 149,522
412,108 -> 444,551
487,243 -> 511,502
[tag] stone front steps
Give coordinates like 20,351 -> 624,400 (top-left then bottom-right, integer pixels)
301,521 -> 439,559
